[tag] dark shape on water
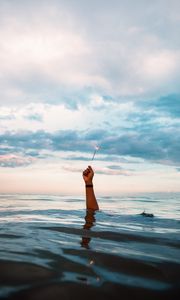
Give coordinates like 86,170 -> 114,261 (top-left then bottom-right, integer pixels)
140,211 -> 154,218
81,209 -> 96,249
77,276 -> 88,282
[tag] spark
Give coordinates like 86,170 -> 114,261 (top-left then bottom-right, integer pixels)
91,145 -> 100,161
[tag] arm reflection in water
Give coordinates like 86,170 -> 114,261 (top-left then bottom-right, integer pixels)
81,166 -> 99,248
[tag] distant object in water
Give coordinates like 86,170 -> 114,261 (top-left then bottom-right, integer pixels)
140,211 -> 154,218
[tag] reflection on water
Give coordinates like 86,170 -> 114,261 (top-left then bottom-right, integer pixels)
81,209 -> 96,249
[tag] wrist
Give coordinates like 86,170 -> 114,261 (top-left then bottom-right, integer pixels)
85,183 -> 93,188
85,180 -> 93,185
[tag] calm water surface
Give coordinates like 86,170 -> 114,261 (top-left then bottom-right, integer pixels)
0,193 -> 180,299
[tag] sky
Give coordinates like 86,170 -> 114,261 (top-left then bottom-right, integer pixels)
0,0 -> 180,195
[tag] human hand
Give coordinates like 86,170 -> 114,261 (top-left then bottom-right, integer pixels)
83,166 -> 94,184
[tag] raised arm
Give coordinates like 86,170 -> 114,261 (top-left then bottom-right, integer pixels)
82,166 -> 99,210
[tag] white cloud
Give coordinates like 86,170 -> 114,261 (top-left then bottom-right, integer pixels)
0,0 -> 180,106
62,164 -> 131,176
0,154 -> 36,167
0,18 -> 93,81
0,99 -> 139,134
0,103 -> 87,133
139,50 -> 178,79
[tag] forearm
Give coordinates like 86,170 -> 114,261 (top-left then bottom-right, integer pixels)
85,184 -> 99,210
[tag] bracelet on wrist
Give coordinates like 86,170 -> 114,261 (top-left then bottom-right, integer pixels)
85,184 -> 93,188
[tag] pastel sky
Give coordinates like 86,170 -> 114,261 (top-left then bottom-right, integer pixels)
0,0 -> 180,195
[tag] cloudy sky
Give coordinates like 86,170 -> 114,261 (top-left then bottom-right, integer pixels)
0,0 -> 180,195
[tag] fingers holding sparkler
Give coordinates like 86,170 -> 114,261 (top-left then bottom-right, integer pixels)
82,145 -> 100,183
83,166 -> 94,183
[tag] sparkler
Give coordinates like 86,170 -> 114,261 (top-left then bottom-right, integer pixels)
91,145 -> 100,161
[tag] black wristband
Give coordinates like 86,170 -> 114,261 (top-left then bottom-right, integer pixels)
85,184 -> 93,188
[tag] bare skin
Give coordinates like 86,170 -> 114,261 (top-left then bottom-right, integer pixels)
81,166 -> 99,248
82,166 -> 99,211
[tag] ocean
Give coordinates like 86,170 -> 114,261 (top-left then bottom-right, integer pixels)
0,193 -> 180,299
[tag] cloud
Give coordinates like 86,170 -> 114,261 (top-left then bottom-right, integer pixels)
0,119 -> 179,168
24,113 -> 43,122
101,129 -> 180,164
96,167 -> 131,176
63,154 -> 135,163
62,164 -> 131,176
0,1 -> 179,193
0,1 -> 179,170
0,147 -> 14,155
139,94 -> 180,118
0,0 -> 180,106
108,165 -> 123,170
0,154 -> 36,168
62,165 -> 83,173
64,155 -> 90,162
0,115 -> 15,120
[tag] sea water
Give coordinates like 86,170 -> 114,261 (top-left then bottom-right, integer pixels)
0,193 -> 180,299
